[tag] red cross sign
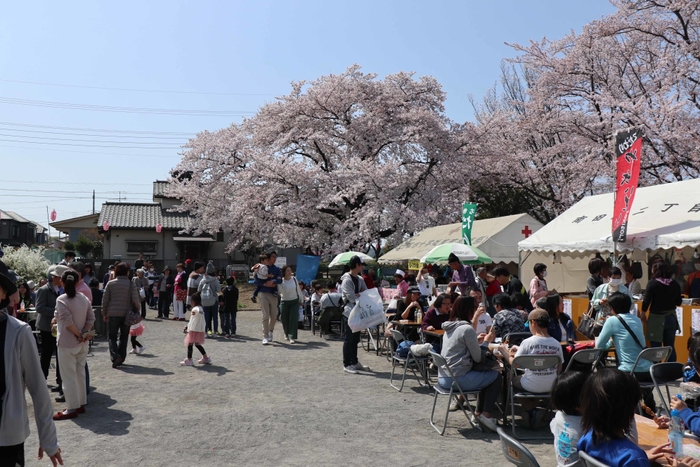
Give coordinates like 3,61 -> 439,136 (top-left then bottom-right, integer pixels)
522,226 -> 533,238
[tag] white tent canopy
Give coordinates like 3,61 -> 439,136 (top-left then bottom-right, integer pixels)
519,178 -> 700,253
379,213 -> 543,264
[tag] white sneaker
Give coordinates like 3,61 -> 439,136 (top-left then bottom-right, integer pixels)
268,331 -> 273,341
289,339 -> 295,344
478,414 -> 498,432
180,358 -> 194,366
284,335 -> 289,341
137,346 -> 146,355
262,338 -> 269,345
354,362 -> 371,372
129,348 -> 137,354
344,365 -> 358,374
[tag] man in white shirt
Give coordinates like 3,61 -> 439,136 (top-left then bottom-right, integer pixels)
416,266 -> 436,304
499,308 -> 563,428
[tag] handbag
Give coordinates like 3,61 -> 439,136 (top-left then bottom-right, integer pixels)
125,282 -> 143,326
577,305 -> 603,339
472,345 -> 498,371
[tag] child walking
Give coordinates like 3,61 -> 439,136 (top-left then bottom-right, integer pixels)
181,292 -> 211,366
221,277 -> 239,338
129,322 -> 146,355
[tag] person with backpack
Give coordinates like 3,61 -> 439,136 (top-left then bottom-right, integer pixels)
198,262 -> 221,338
340,255 -> 370,374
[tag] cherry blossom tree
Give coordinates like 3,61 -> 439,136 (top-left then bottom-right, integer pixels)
470,0 -> 700,222
168,66 -> 468,251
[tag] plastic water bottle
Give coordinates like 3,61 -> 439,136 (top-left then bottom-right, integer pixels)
669,409 -> 685,456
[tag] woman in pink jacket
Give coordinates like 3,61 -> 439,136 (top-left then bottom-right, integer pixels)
529,263 -> 549,307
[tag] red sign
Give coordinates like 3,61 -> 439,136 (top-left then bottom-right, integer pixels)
612,128 -> 643,243
521,226 -> 532,238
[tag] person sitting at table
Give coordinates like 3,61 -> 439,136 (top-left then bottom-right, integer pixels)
395,286 -> 423,322
550,371 -> 589,467
578,368 -> 675,467
595,292 -> 656,413
469,287 -> 492,334
544,294 -> 574,342
499,308 -> 564,428
318,281 -> 343,338
511,293 -> 531,319
421,293 -> 451,352
491,293 -> 526,339
684,333 -> 700,384
439,295 -> 501,432
591,266 -> 634,321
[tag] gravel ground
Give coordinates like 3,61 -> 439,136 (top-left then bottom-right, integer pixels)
24,307 -> 560,467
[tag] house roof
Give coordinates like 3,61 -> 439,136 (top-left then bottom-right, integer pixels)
50,213 -> 99,227
98,202 -> 191,230
153,180 -> 176,199
0,210 -> 31,223
29,221 -> 47,233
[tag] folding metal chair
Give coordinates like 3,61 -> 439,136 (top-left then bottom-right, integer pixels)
564,348 -> 604,373
504,332 -> 532,347
496,427 -> 541,467
629,347 -> 672,391
389,329 -> 427,392
508,355 -> 561,439
578,451 -> 612,467
650,362 -> 684,415
428,350 -> 482,435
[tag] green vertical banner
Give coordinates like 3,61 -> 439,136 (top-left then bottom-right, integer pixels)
462,203 -> 477,245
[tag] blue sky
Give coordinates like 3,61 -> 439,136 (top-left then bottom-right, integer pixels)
0,0 -> 615,229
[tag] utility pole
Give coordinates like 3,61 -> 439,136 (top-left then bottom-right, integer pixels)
46,206 -> 51,244
92,190 -> 95,214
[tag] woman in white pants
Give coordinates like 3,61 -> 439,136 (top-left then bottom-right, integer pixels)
173,263 -> 187,321
53,270 -> 95,420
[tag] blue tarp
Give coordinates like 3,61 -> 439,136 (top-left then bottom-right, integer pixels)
295,254 -> 321,285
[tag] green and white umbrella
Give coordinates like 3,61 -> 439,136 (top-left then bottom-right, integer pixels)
328,251 -> 374,268
419,242 -> 492,265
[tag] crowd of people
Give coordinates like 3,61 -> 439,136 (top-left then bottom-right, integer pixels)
1,246 -> 700,467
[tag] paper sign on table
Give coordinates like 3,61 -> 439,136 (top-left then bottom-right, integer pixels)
693,309 -> 700,334
677,307 -> 684,337
562,299 -> 572,319
632,303 -> 638,317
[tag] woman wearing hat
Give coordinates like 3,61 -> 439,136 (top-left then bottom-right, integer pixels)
0,271 -> 62,465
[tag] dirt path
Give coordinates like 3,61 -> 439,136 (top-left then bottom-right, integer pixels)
24,308 -> 557,466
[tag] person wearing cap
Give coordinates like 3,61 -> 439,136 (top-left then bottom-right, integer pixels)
156,266 -> 174,319
36,265 -> 67,395
393,269 -> 408,298
447,253 -> 477,296
340,255 -> 370,374
132,268 -> 150,321
499,308 -> 564,428
0,271 -> 63,466
395,286 -> 423,328
102,262 -> 141,368
198,262 -> 221,337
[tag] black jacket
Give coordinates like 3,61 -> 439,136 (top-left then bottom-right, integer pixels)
222,285 -> 239,313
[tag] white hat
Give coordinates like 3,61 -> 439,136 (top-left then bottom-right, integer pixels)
394,269 -> 405,277
27,280 -> 35,289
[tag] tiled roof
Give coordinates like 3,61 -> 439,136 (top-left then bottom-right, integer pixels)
98,203 -> 192,230
153,180 -> 176,199
0,210 -> 31,223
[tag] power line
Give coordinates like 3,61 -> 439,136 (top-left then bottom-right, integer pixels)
0,179 -> 152,185
0,138 -> 179,149
0,127 -> 190,140
0,133 -> 182,146
0,188 -> 152,195
0,121 -> 195,136
0,96 -> 255,116
0,77 -> 275,97
0,144 -> 181,158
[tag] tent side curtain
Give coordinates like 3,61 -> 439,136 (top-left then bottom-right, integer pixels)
518,178 -> 700,254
